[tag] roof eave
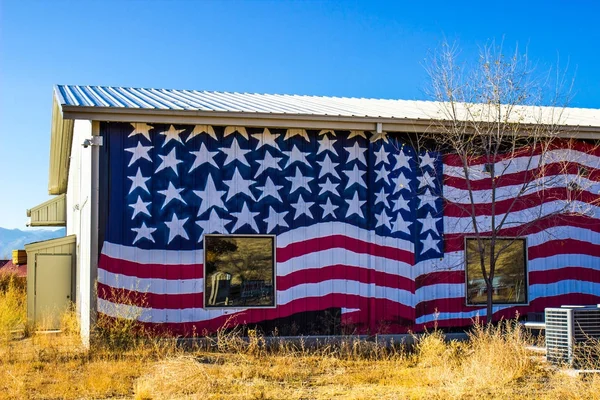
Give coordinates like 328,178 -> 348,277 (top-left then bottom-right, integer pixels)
48,96 -> 74,195
60,105 -> 600,139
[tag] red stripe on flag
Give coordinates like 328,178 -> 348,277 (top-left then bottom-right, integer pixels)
277,235 -> 414,265
444,188 -> 600,217
277,265 -> 414,292
98,294 -> 415,336
444,162 -> 600,191
444,215 -> 600,252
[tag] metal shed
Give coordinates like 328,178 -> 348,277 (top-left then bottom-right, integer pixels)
25,235 -> 76,329
33,85 -> 600,343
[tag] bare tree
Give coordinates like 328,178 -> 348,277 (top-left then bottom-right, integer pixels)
409,40 -> 599,322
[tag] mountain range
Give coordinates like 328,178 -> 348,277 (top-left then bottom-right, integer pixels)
0,227 -> 66,259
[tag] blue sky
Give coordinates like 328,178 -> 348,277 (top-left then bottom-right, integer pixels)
1,0 -> 599,229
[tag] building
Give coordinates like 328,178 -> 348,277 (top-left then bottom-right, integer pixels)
28,85 -> 600,341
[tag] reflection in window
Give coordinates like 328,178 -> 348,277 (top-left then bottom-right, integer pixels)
204,235 -> 275,308
465,238 -> 527,305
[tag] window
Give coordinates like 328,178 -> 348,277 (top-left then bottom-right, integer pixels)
204,235 -> 275,308
465,238 -> 527,305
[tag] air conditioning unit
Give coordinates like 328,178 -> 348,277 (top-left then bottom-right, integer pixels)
545,305 -> 600,367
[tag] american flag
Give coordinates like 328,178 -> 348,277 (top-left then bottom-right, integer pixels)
97,122 -> 599,334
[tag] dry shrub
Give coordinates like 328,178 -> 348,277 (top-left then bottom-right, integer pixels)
415,329 -> 463,369
91,286 -> 157,353
459,320 -> 534,388
134,356 -> 215,399
59,304 -> 80,336
0,273 -> 26,340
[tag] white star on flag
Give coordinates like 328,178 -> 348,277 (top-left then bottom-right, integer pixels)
230,202 -> 260,232
374,164 -> 392,186
263,206 -> 289,233
196,209 -> 230,236
392,171 -> 411,194
348,130 -> 367,139
374,187 -> 391,208
128,123 -> 153,142
164,213 -> 189,244
320,197 -> 338,219
375,208 -> 392,230
418,187 -> 438,210
186,125 -> 217,142
417,172 -> 434,189
283,128 -> 309,142
393,150 -> 412,170
159,125 -> 185,146
344,142 -> 367,166
224,126 -> 249,140
220,138 -> 251,167
286,166 -> 313,195
292,194 -> 315,220
223,167 -> 255,202
343,164 -> 367,189
127,167 -> 151,195
421,233 -> 440,254
131,222 -> 156,244
125,142 -> 152,167
156,148 -> 183,175
254,150 -> 282,179
189,143 -> 219,172
193,174 -> 227,217
317,135 -> 338,156
283,145 -> 311,169
392,213 -> 412,233
418,210 -> 440,235
374,144 -> 390,166
392,194 -> 410,212
319,177 -> 339,196
420,152 -> 436,169
370,131 -> 389,143
129,195 -> 151,219
257,176 -> 284,202
318,129 -> 336,137
317,154 -> 340,180
158,182 -> 186,209
345,190 -> 366,219
252,128 -> 280,151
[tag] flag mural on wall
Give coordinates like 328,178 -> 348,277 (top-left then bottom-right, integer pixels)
97,121 -> 600,335
98,122 -> 446,334
414,141 -> 600,329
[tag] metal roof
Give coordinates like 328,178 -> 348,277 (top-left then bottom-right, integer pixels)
55,85 -> 600,128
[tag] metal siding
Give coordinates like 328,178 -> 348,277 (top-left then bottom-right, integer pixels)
98,123 -> 428,334
24,235 -> 76,324
94,121 -> 600,335
28,194 -> 66,226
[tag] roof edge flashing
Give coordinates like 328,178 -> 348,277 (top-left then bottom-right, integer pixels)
48,95 -> 74,195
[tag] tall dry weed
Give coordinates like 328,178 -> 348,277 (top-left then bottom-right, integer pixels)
0,274 -> 26,340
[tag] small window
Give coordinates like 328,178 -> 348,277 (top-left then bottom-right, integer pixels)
204,235 -> 276,308
465,238 -> 527,305
578,166 -> 589,177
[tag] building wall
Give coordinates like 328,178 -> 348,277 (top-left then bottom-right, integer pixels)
95,121 -> 600,335
65,119 -> 94,340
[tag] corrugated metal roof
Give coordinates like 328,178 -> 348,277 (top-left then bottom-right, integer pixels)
55,85 -> 600,128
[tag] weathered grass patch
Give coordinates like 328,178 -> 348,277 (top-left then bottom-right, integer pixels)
1,279 -> 599,399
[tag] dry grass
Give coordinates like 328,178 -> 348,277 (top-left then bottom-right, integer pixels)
1,279 -> 599,399
0,274 -> 26,342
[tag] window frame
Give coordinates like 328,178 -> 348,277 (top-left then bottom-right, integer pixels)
203,234 -> 277,309
464,236 -> 529,307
